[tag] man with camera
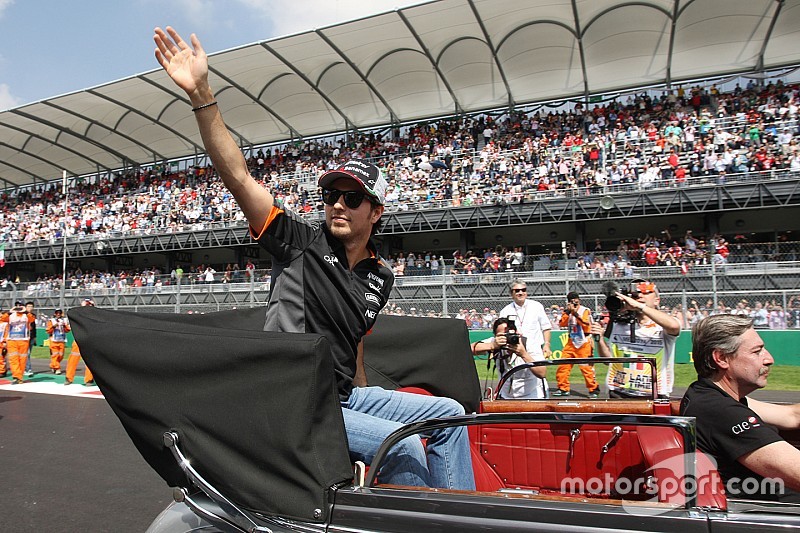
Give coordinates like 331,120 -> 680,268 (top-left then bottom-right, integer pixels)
46,308 -> 70,375
555,292 -> 600,398
590,279 -> 681,398
471,317 -> 548,399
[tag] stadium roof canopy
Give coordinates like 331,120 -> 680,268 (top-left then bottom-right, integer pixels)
1,0 -> 799,188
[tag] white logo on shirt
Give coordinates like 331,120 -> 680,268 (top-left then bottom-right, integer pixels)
365,293 -> 380,305
323,255 -> 339,266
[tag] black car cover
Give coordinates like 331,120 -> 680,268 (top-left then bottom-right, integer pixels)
363,314 -> 482,413
68,306 -> 352,523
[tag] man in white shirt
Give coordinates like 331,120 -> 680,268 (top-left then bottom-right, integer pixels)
499,279 -> 552,360
471,317 -> 548,399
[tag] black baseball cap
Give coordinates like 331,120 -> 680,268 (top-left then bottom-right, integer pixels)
14,300 -> 24,307
318,160 -> 388,205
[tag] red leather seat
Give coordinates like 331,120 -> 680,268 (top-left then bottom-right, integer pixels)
474,423 -> 646,496
637,426 -> 727,509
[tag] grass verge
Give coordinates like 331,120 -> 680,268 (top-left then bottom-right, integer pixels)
32,346 -> 800,392
475,357 -> 800,391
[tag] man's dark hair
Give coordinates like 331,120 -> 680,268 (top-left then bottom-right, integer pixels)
492,317 -> 513,334
692,315 -> 754,378
567,291 -> 580,301
25,301 -> 34,306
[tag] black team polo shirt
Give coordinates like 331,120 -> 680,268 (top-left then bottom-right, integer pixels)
681,378 -> 799,502
252,205 -> 393,401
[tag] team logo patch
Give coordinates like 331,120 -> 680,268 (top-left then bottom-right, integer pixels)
367,272 -> 385,287
323,254 -> 339,266
365,293 -> 380,305
732,418 -> 758,434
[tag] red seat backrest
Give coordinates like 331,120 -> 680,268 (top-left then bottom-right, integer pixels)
475,423 -> 646,495
468,425 -> 504,492
637,426 -> 727,509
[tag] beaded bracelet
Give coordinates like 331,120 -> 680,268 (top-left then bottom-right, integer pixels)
191,101 -> 218,112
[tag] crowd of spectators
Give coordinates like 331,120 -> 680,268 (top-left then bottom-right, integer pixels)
18,260 -> 267,297
380,228 -> 799,281
383,294 -> 800,332
668,295 -> 800,330
8,235 -> 800,331
9,225 -> 800,295
0,78 -> 798,249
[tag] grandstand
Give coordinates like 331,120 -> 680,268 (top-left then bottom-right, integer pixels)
1,0 -> 800,322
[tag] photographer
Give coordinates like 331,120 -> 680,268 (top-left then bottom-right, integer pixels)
472,317 -> 548,399
590,279 -> 681,398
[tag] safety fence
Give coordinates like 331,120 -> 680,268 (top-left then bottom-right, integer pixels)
5,259 -> 800,332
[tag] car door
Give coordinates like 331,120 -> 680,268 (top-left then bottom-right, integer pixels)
709,499 -> 800,532
328,413 -> 715,533
329,487 -> 712,533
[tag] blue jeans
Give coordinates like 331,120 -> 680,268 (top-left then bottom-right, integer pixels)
342,387 -> 475,490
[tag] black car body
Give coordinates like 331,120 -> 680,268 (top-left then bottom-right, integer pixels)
69,307 -> 800,532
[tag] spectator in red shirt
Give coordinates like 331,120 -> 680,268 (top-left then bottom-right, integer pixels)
667,150 -> 679,169
674,165 -> 687,186
668,241 -> 683,261
715,238 -> 730,264
644,244 -> 660,266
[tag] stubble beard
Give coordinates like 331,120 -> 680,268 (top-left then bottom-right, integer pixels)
327,220 -> 353,241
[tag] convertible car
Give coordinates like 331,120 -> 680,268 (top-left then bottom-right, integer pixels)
69,307 -> 800,532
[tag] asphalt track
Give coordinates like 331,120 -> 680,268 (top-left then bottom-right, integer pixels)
0,358 -> 169,532
3,359 -> 799,533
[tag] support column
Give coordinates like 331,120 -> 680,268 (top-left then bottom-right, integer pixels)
573,221 -> 587,253
379,237 -> 393,259
704,213 -> 720,237
459,229 -> 475,254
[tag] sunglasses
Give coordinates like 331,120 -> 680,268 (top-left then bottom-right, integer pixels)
512,288 -> 527,293
322,188 -> 372,209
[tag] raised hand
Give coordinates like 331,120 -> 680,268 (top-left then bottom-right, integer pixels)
154,26 -> 209,99
615,291 -> 644,311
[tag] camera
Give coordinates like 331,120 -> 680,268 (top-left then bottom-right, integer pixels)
504,315 -> 521,346
601,281 -> 639,321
